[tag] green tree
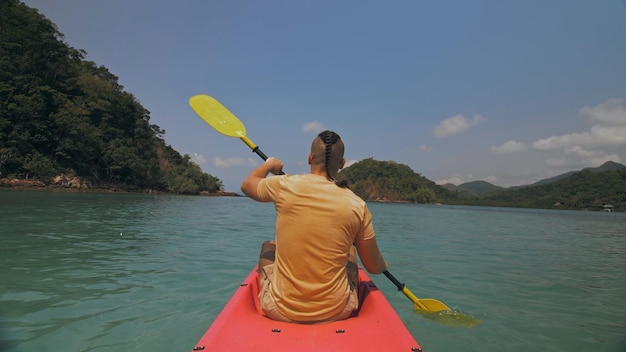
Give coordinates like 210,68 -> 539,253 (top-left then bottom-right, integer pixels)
337,158 -> 451,203
0,0 -> 224,194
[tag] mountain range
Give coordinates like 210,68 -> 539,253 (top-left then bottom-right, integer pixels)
443,161 -> 625,196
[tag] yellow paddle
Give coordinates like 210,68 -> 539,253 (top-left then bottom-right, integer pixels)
385,271 -> 481,327
383,271 -> 450,311
189,94 -> 480,327
189,94 -> 281,173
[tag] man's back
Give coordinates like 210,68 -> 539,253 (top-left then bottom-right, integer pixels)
258,173 -> 374,321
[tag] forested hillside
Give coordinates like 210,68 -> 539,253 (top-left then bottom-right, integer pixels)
442,162 -> 626,211
337,158 -> 624,212
477,168 -> 626,211
337,158 -> 453,203
0,0 -> 222,194
443,180 -> 503,197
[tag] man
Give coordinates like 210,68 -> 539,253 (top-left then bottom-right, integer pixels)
241,130 -> 388,323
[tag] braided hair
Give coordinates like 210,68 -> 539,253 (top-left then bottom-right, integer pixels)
317,130 -> 348,188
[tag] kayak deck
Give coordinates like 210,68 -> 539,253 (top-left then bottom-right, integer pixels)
192,267 -> 422,352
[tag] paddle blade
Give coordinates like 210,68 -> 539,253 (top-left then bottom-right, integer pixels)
413,298 -> 451,312
401,287 -> 450,312
189,95 -> 247,138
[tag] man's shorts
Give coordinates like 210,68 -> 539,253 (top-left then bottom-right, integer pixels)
258,264 -> 358,323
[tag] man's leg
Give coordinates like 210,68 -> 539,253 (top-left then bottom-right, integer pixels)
258,240 -> 276,273
257,240 -> 292,322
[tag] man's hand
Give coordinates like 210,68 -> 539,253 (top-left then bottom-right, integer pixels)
265,157 -> 284,175
241,156 -> 284,200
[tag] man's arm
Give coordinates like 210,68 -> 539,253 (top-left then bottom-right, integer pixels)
241,157 -> 283,201
355,237 -> 388,274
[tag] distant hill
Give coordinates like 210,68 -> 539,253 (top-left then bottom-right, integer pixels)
450,161 -> 625,192
337,158 -> 453,203
443,161 -> 625,210
585,160 -> 625,172
458,180 -> 504,196
339,158 -> 624,211
532,161 -> 625,186
442,181 -> 503,198
477,163 -> 626,211
530,171 -> 578,186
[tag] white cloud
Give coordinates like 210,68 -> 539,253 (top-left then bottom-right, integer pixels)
532,132 -> 589,150
579,98 -> 626,125
564,146 -> 595,158
589,124 -> 626,145
213,156 -> 258,168
433,98 -> 624,188
483,175 -> 499,184
487,99 -> 626,169
545,153 -> 621,168
545,146 -> 621,168
434,114 -> 486,137
191,153 -> 206,165
435,175 -> 498,186
344,159 -> 358,168
302,121 -> 325,134
532,123 -> 626,151
419,145 -> 432,152
491,140 -> 527,155
532,98 -> 626,151
435,176 -> 463,185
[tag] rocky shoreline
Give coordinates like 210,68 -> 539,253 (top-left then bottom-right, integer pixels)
0,177 -> 240,196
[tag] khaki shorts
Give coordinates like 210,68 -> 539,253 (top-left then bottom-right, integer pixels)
259,264 -> 358,323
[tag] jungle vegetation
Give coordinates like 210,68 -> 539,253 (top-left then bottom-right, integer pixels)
339,159 -> 625,212
337,158 -> 455,204
0,0 -> 222,194
475,167 -> 626,211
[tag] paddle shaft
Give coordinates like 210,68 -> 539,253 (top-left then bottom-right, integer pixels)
252,146 -> 269,161
250,145 -> 285,175
383,270 -> 404,290
238,135 -> 270,162
384,270 -> 430,311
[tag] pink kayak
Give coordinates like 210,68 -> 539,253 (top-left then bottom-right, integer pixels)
191,266 -> 422,351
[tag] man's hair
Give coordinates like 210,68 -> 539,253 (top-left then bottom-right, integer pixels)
312,130 -> 348,188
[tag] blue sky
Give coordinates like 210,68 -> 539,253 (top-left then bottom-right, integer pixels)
23,0 -> 626,192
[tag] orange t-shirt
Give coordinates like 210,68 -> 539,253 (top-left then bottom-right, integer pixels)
256,173 -> 376,322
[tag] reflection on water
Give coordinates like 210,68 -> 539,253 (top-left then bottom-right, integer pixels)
419,309 -> 482,329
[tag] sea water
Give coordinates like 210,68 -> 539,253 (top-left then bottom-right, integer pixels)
1,190 -> 625,351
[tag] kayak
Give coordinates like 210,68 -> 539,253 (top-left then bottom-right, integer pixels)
191,266 -> 422,352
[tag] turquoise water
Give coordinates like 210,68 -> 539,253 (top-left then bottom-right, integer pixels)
1,190 -> 625,351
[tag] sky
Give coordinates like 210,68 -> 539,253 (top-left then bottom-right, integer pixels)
22,0 -> 626,192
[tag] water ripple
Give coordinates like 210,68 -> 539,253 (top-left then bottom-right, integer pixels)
1,191 -> 625,351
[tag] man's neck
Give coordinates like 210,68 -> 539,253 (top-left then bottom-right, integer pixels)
310,166 -> 336,179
